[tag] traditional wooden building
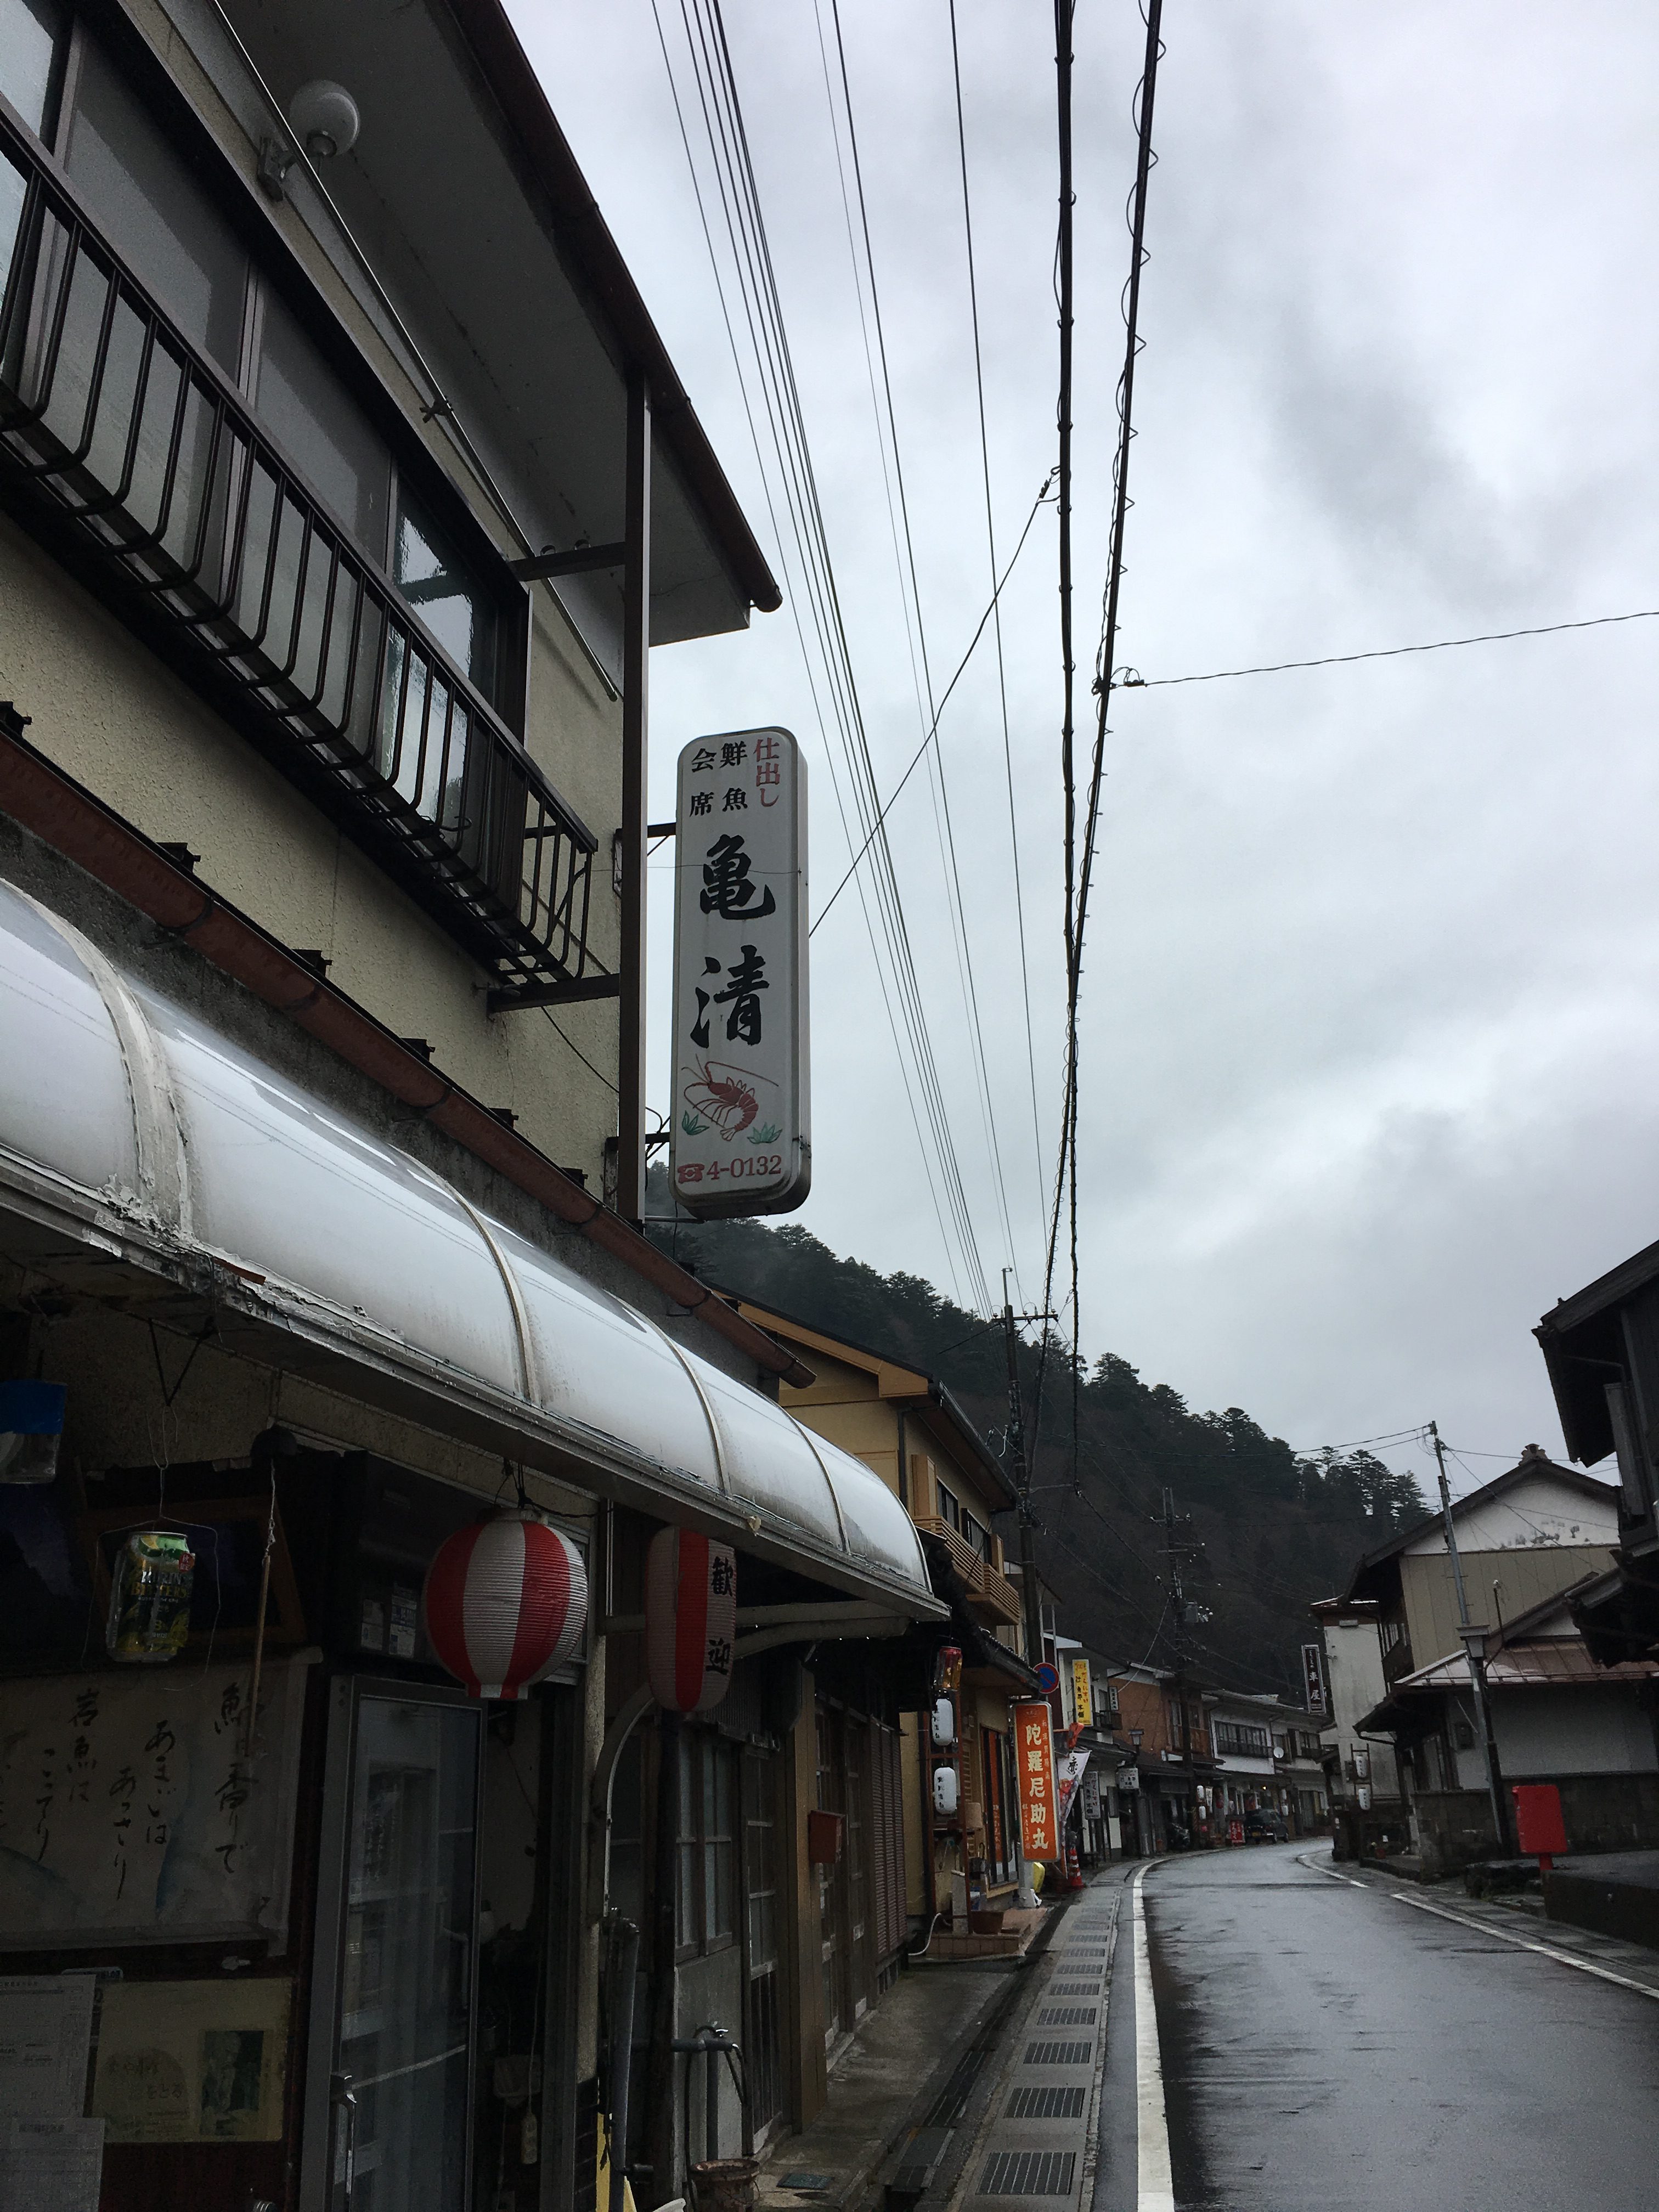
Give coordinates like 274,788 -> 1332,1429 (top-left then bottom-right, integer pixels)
722,1297 -> 1043,1948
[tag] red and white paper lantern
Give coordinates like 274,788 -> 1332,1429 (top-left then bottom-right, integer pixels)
646,1526 -> 737,1713
423,1509 -> 587,1700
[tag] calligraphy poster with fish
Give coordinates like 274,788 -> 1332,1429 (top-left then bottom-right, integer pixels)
670,727 -> 810,1217
0,1655 -> 311,1950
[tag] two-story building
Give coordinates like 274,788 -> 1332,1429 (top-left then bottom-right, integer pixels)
1310,1592 -> 1410,1860
1199,1689 -> 1327,1840
1108,1661 -> 1218,1850
1341,1448 -> 1624,1871
0,7 -> 948,2209
719,1294 -> 1044,1954
1049,1635 -> 1127,1868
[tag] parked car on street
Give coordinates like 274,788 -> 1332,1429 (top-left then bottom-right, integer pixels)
1244,1809 -> 1290,1842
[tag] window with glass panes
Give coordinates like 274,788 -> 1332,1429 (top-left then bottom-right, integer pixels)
676,1730 -> 737,1959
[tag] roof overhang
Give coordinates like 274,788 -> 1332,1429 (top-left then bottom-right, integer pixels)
727,1293 -> 1018,1510
217,0 -> 778,654
0,874 -> 940,1620
1535,1240 -> 1659,1466
1568,1559 -> 1659,1667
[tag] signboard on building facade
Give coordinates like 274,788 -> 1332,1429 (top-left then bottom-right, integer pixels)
1071,1658 -> 1093,1728
1012,1700 -> 1059,1863
1301,1640 -> 1328,1714
670,729 -> 810,1217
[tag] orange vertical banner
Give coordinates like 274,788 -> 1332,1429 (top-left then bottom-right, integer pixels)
1013,1700 -> 1059,1863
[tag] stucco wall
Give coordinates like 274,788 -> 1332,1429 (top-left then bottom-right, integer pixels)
1496,1688 -> 1659,1778
0,520 -> 621,1188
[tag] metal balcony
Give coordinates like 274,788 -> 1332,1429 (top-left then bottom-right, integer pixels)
0,106 -> 608,1004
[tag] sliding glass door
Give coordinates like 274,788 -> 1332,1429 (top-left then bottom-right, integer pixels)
308,1679 -> 482,2212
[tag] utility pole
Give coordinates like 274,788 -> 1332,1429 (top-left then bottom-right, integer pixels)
1002,1272 -> 1058,1668
1160,1489 -> 1199,1846
1430,1420 -> 1509,1852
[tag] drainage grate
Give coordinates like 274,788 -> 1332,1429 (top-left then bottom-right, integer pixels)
1007,2085 -> 1087,2120
1024,2039 -> 1093,2065
1037,2006 -> 1097,2027
978,2150 -> 1077,2197
1047,1983 -> 1099,1997
891,2125 -> 951,2195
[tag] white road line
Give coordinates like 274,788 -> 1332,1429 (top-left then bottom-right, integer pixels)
1132,1866 -> 1175,2212
1387,1889 -> 1659,2001
1302,1847 -> 1659,2004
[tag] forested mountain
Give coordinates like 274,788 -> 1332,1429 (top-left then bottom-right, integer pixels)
648,1191 -> 1426,1695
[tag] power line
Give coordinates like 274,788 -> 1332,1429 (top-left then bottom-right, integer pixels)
947,0 -> 1046,1227
667,1 -> 996,1310
809,482 -> 1053,935
1036,0 -> 1165,1486
1034,0 -> 1079,1485
822,0 -> 1019,1304
653,0 -> 964,1297
1110,605 -> 1659,691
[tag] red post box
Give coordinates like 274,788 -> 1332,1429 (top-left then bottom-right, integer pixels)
1512,1782 -> 1568,1870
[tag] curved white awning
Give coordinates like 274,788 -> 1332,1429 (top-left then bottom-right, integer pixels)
0,878 -> 939,1617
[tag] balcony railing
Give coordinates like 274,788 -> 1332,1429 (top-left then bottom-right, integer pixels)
0,108 -> 607,1003
913,1515 -> 1024,1626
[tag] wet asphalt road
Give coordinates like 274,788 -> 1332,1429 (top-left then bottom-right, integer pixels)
1097,1841 -> 1659,2212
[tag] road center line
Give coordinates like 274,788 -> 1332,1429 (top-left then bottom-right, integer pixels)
1132,1866 -> 1175,2212
1304,1848 -> 1659,2003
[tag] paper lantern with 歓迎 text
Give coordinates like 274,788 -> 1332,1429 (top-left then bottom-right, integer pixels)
645,1526 -> 737,1713
422,1509 -> 587,1699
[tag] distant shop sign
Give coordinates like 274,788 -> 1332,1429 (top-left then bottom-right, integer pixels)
670,729 -> 810,1217
1302,1640 -> 1328,1714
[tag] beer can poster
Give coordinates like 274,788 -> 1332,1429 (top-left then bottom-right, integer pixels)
1013,1699 -> 1060,1863
670,728 -> 810,1218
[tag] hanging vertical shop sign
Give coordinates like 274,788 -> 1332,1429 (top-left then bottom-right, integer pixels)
670,728 -> 810,1218
1070,1659 -> 1093,1728
645,1527 -> 737,1713
1301,1641 -> 1328,1715
1012,1700 -> 1059,1863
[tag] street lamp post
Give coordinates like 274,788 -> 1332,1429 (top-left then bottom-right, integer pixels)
1457,1620 -> 1509,1854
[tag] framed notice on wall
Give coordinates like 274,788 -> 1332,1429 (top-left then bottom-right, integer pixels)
0,1654 -> 313,1951
91,1979 -> 290,2144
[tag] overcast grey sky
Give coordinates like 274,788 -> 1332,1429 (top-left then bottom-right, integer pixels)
514,1 -> 1659,1486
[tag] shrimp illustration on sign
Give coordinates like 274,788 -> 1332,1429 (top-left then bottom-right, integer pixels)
681,1058 -> 777,1140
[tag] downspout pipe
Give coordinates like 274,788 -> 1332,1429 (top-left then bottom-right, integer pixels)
0,710 -> 814,1390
